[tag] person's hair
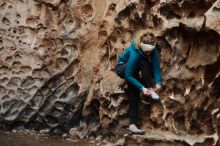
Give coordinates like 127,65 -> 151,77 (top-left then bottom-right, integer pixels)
134,31 -> 144,49
141,34 -> 155,45
135,32 -> 155,49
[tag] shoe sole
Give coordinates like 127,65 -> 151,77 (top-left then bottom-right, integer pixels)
128,130 -> 145,135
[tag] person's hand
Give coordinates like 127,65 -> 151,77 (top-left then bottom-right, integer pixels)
154,84 -> 162,92
142,88 -> 151,96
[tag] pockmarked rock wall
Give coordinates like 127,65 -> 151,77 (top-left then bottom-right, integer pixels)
0,0 -> 220,145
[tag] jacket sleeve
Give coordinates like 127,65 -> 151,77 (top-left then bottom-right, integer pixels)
150,48 -> 162,84
125,53 -> 145,90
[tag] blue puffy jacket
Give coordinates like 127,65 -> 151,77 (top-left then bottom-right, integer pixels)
117,40 -> 162,90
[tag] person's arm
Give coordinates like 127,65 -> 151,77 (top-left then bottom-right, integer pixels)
150,48 -> 162,84
125,53 -> 145,90
118,48 -> 129,64
118,43 -> 134,64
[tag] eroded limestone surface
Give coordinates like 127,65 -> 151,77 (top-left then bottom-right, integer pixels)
0,0 -> 220,145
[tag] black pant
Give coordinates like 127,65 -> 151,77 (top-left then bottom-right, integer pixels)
116,57 -> 152,125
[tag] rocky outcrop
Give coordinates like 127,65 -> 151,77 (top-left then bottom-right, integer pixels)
0,0 -> 219,145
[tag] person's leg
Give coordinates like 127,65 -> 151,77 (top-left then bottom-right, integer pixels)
127,79 -> 145,135
140,57 -> 152,88
115,63 -> 126,79
127,82 -> 140,125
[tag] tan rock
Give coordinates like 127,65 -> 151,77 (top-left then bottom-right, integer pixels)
0,0 -> 220,145
205,0 -> 220,34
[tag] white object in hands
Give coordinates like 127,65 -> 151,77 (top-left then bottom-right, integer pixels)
149,88 -> 160,100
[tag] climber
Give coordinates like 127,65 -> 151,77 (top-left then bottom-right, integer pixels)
115,31 -> 162,135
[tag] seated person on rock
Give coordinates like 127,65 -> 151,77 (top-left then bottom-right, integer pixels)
116,31 -> 162,135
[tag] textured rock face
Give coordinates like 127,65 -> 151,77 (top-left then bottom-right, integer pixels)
0,0 -> 220,145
